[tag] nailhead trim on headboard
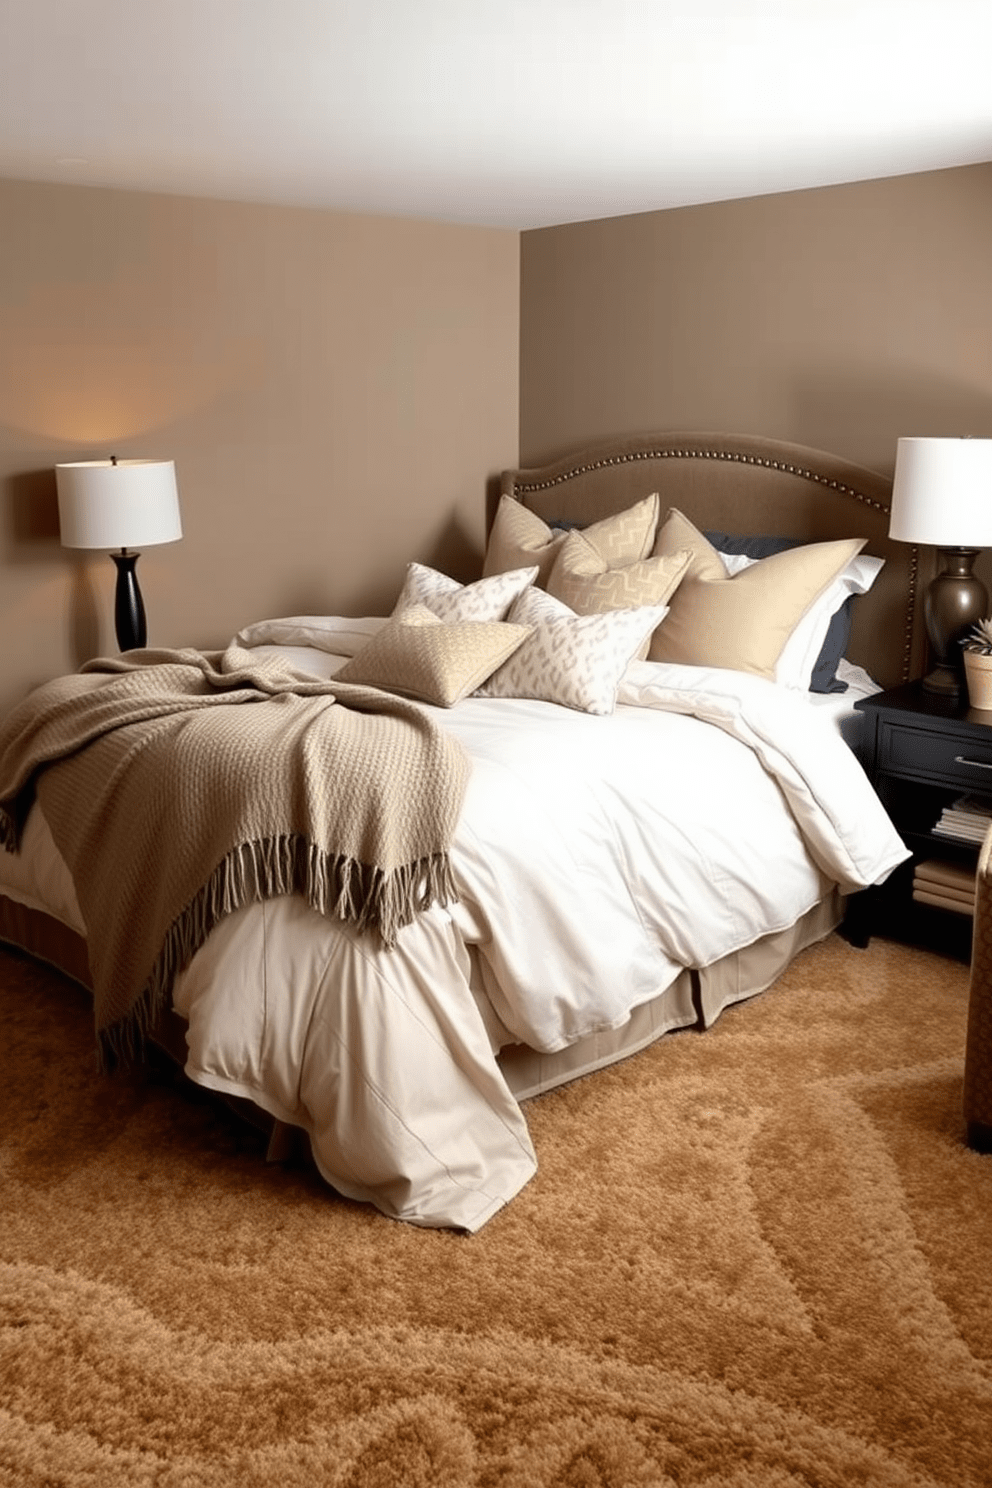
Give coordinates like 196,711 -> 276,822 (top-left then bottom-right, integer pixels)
509,442 -> 916,683
903,546 -> 919,682
511,445 -> 891,515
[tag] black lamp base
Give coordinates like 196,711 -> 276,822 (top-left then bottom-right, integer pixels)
111,550 -> 147,652
921,547 -> 987,697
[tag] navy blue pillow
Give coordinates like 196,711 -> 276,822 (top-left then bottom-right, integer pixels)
704,532 -> 850,694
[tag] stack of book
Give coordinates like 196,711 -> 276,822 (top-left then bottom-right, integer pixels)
931,793 -> 992,846
912,858 -> 977,916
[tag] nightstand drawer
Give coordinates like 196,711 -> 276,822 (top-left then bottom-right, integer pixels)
883,721 -> 992,790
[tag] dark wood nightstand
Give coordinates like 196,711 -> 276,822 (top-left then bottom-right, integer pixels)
848,682 -> 992,957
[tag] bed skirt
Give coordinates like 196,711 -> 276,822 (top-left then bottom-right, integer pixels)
0,885 -> 844,1116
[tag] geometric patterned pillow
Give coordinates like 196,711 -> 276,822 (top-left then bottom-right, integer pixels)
573,492 -> 660,567
484,491 -> 660,593
547,531 -> 692,616
392,561 -> 538,623
475,585 -> 668,715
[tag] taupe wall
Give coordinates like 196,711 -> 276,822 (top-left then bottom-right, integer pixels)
520,163 -> 992,478
5,162 -> 992,711
0,179 -> 519,710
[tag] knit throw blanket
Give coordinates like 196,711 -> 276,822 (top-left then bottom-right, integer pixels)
0,646 -> 470,1062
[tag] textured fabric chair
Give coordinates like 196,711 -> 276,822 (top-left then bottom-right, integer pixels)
965,828 -> 992,1152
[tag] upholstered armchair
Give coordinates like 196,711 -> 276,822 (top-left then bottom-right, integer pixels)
965,829 -> 992,1151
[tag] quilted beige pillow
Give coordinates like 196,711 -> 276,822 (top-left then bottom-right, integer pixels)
649,507 -> 865,677
392,561 -> 538,622
337,606 -> 531,707
476,586 -> 667,715
482,496 -> 569,585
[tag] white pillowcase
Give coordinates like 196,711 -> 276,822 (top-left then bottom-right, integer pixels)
393,562 -> 538,622
234,615 -> 387,657
476,586 -> 668,715
718,551 -> 884,691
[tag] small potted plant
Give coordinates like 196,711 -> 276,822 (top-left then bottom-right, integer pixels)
962,619 -> 992,709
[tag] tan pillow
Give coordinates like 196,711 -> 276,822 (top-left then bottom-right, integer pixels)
651,507 -> 728,580
482,496 -> 568,584
649,508 -> 865,677
336,606 -> 531,707
547,531 -> 692,615
571,492 -> 660,567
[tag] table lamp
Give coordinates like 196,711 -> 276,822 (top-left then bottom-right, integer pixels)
56,457 -> 183,652
888,436 -> 992,696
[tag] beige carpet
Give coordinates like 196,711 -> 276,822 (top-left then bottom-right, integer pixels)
1,932 -> 990,1487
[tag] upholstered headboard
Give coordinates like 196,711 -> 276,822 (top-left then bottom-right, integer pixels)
501,431 -> 924,690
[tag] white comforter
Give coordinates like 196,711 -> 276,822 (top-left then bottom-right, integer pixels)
2,625 -> 908,1231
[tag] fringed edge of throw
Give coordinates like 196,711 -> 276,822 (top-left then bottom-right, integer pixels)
97,835 -> 459,1069
0,799 -> 28,855
0,813 -> 16,854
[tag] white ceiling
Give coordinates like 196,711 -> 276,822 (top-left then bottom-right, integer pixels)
3,0 -> 992,230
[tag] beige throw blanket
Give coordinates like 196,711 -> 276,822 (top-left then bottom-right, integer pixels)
0,646 -> 470,1061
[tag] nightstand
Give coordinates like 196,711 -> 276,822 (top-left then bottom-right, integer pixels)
848,682 -> 992,956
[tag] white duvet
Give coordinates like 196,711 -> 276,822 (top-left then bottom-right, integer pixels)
1,623 -> 908,1231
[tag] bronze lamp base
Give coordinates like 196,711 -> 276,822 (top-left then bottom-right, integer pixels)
922,547 -> 988,696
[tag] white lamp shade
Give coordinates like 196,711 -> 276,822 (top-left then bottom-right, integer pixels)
888,437 -> 992,547
56,459 -> 183,550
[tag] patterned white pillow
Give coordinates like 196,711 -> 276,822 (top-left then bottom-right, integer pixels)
393,562 -> 538,622
336,606 -> 532,707
476,586 -> 668,715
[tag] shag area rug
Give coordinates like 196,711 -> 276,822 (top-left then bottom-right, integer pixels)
1,932 -> 990,1487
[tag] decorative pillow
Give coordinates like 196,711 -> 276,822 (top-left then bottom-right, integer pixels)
336,606 -> 532,707
566,492 -> 660,568
482,496 -> 569,585
475,585 -> 668,715
715,545 -> 884,692
651,508 -> 727,582
392,561 -> 538,623
649,508 -> 865,678
547,529 -> 692,615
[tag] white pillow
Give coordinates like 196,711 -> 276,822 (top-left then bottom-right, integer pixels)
476,585 -> 668,715
719,552 -> 884,690
234,615 -> 387,657
393,562 -> 538,622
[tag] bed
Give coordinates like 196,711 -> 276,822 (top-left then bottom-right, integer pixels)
0,431 -> 917,1230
